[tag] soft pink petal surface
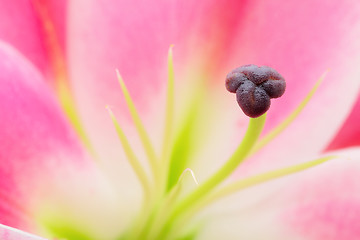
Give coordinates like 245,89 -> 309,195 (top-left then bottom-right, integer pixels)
327,93 -> 360,150
0,224 -> 47,240
284,152 -> 360,239
0,0 -> 66,82
0,41 -> 122,238
197,148 -> 360,240
0,0 -> 358,238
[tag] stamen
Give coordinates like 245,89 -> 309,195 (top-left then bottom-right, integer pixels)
154,65 -> 287,239
226,65 -> 286,118
249,70 -> 328,156
157,69 -> 328,238
115,70 -> 159,181
106,106 -> 151,197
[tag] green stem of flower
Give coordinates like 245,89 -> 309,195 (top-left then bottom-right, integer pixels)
157,114 -> 267,239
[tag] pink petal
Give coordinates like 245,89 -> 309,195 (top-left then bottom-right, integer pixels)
68,0 -> 235,105
283,149 -> 360,240
0,224 -> 47,240
0,41 -> 122,238
326,93 -> 360,150
0,0 -> 67,83
197,148 -> 360,239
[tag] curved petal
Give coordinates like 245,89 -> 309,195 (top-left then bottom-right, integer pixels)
0,0 -> 67,83
327,93 -> 360,150
0,41 -> 123,239
196,148 -> 360,240
0,224 -> 47,240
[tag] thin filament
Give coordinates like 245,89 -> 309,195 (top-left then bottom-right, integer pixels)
116,70 -> 159,181
106,106 -> 151,197
159,46 -> 176,194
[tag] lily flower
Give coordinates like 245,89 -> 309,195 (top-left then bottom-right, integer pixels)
1,0 -> 360,239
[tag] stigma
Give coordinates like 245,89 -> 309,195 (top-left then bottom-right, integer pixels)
225,64 -> 286,118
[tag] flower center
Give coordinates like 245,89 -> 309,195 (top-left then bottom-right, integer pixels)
44,46 -> 333,240
105,49 -> 332,240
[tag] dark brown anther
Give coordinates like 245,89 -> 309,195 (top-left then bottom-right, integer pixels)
225,65 -> 286,118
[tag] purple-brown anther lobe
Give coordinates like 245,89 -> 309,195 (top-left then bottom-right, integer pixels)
225,65 -> 286,118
